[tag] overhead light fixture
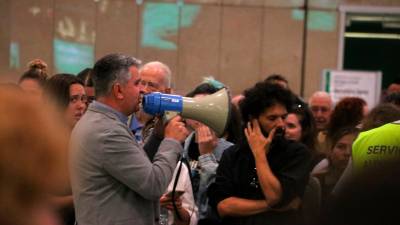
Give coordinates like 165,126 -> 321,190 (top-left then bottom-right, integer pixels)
383,22 -> 400,29
345,32 -> 400,40
347,15 -> 400,22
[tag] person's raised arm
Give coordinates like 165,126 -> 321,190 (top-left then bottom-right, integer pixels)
245,119 -> 282,206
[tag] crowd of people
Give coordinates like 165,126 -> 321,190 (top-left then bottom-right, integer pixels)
2,53 -> 400,225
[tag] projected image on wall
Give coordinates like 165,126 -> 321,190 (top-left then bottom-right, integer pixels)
141,2 -> 200,50
54,12 -> 95,75
53,38 -> 94,74
9,42 -> 20,69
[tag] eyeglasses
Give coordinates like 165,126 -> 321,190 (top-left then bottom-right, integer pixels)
310,106 -> 330,113
140,80 -> 160,92
69,94 -> 88,104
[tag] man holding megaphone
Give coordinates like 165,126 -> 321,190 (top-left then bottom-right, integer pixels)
128,61 -> 172,144
70,54 -> 190,225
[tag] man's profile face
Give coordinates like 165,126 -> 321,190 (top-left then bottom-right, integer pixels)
309,96 -> 332,131
257,103 -> 287,137
139,67 -> 169,94
123,66 -> 142,114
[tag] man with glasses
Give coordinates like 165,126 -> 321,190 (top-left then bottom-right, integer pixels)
128,61 -> 172,144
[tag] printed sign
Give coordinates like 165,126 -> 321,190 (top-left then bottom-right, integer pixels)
322,69 -> 382,107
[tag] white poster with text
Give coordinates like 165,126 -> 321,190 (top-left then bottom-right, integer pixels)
322,70 -> 382,107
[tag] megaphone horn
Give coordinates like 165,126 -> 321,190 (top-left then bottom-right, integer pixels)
142,88 -> 231,137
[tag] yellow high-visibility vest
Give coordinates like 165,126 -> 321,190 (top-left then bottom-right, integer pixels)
352,121 -> 400,173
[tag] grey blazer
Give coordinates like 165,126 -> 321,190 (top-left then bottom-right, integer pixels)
70,102 -> 182,225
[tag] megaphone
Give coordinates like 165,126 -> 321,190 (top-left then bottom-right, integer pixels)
142,88 -> 231,137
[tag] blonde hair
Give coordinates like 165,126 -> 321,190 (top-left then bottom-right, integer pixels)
28,59 -> 48,72
18,59 -> 49,85
0,87 -> 68,225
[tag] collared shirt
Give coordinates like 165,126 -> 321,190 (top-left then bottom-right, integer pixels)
91,101 -> 128,125
128,115 -> 144,143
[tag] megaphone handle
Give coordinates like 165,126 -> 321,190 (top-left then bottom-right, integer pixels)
162,111 -> 180,125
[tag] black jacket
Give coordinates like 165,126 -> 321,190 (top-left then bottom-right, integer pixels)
208,138 -> 312,225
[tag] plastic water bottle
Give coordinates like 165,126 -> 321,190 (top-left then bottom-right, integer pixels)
159,207 -> 169,225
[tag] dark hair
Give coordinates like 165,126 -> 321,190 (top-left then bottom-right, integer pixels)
44,74 -> 84,111
264,74 -> 288,85
185,82 -> 241,141
18,59 -> 48,86
289,103 -> 317,152
361,103 -> 400,131
240,82 -> 294,124
392,77 -> 400,85
92,53 -> 141,97
264,74 -> 289,89
225,103 -> 242,144
328,127 -> 359,152
77,68 -> 94,87
384,92 -> 400,107
327,97 -> 366,139
186,83 -> 220,97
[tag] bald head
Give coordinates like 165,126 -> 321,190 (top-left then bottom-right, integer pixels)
139,61 -> 171,94
309,91 -> 333,131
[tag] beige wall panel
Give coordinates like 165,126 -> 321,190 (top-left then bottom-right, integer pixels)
10,0 -> 53,78
219,6 -> 263,95
177,4 -> 221,94
185,0 -> 221,5
137,2 -> 179,87
261,8 -> 303,95
147,0 -> 177,3
342,0 -> 400,7
222,0 -> 264,7
54,0 -> 96,74
95,0 -> 138,60
0,0 -> 11,80
223,0 -> 304,8
303,11 -> 339,100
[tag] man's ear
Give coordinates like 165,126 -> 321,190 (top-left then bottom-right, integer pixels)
112,83 -> 124,100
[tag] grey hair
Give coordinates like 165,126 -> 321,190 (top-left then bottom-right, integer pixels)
308,91 -> 333,107
140,61 -> 171,88
92,53 -> 141,97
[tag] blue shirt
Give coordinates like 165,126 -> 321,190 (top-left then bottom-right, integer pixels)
91,101 -> 128,125
128,115 -> 144,143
